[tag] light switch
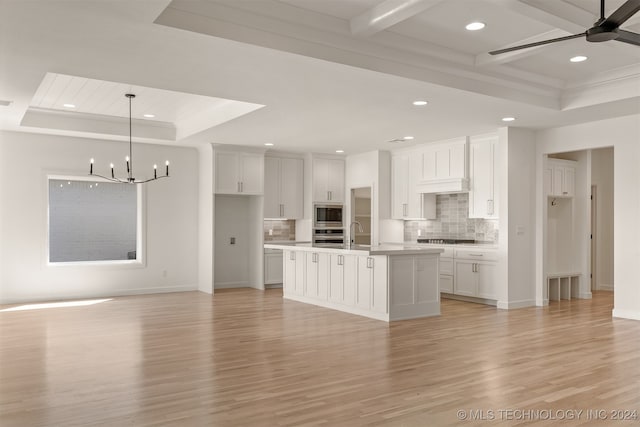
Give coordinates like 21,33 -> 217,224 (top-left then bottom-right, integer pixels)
230,237 -> 236,244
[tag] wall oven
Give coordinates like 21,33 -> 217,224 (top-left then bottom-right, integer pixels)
313,228 -> 345,246
314,204 -> 343,228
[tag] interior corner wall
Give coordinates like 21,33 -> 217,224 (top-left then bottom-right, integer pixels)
0,130 -> 199,304
535,114 -> 640,320
591,147 -> 614,290
198,144 -> 214,294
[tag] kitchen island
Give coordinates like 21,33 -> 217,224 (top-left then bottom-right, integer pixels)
263,243 -> 443,322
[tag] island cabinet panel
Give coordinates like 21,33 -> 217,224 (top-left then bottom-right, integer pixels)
389,255 -> 440,321
272,245 -> 441,322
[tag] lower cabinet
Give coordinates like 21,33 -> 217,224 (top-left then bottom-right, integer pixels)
264,250 -> 283,285
453,259 -> 498,300
356,255 -> 387,313
283,250 -> 307,296
329,254 -> 357,306
439,274 -> 453,293
305,252 -> 329,300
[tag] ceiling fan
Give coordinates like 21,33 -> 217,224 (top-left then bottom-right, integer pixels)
489,0 -> 640,55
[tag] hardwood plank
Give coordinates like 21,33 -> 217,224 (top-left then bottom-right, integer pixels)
0,290 -> 638,426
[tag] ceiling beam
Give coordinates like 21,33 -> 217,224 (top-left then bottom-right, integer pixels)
350,0 -> 445,37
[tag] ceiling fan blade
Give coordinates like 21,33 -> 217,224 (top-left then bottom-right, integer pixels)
602,0 -> 640,28
489,33 -> 586,55
616,29 -> 640,45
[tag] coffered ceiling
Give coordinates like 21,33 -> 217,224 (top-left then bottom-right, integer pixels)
0,0 -> 638,153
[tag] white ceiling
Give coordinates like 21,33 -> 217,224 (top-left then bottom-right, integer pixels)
0,0 -> 638,154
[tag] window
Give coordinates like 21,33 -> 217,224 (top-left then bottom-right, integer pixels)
48,177 -> 142,264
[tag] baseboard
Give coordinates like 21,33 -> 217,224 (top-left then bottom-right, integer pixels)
612,308 -> 640,321
536,298 -> 549,306
597,284 -> 614,291
0,284 -> 198,305
441,293 -> 496,306
214,281 -> 249,289
579,292 -> 593,299
496,299 -> 535,309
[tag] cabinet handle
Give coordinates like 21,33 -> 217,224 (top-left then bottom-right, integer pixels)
241,182 -> 244,192
237,182 -> 240,193
472,263 -> 477,273
469,254 -> 483,257
340,255 -> 344,265
367,257 -> 374,269
563,191 -> 568,195
290,252 -> 295,261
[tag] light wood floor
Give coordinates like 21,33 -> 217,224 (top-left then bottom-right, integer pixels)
1,290 -> 638,426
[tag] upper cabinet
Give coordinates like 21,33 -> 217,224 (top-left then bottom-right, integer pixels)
469,134 -> 499,219
215,150 -> 264,195
313,158 -> 345,203
391,152 -> 436,220
421,137 -> 468,181
264,156 -> 304,219
544,158 -> 576,197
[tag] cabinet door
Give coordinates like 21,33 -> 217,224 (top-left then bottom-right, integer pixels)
215,152 -> 239,194
239,153 -> 264,194
476,261 -> 498,300
342,255 -> 357,306
312,159 -> 330,202
317,252 -> 329,300
294,251 -> 306,296
450,141 -> 467,179
327,159 -> 345,202
391,154 -> 409,219
469,139 -> 496,219
422,147 -> 437,180
283,250 -> 296,294
356,256 -> 373,309
407,154 -> 424,218
371,256 -> 388,314
454,260 -> 476,297
264,157 -> 281,218
264,252 -> 283,285
435,146 -> 451,179
306,252 -> 319,298
563,167 -> 575,197
440,275 -> 453,293
552,166 -> 564,196
280,158 -> 304,219
329,254 -> 344,303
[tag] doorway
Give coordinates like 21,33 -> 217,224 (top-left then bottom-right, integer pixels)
350,187 -> 372,246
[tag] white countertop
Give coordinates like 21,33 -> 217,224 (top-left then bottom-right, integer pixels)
264,242 -> 444,256
402,242 -> 498,249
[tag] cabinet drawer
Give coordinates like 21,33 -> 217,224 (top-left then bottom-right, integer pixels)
454,248 -> 498,262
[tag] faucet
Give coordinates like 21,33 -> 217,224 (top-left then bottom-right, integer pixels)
349,221 -> 363,247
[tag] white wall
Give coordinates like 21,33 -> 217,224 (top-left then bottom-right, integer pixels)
591,147 -> 614,290
535,114 -> 640,320
197,144 -> 214,294
0,131 -> 199,304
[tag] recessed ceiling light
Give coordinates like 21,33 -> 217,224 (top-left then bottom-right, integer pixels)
403,136 -> 414,140
502,117 -> 516,122
63,103 -> 76,108
465,22 -> 485,31
413,100 -> 428,106
570,55 -> 588,63
264,143 -> 274,146
336,150 -> 344,153
143,114 -> 155,118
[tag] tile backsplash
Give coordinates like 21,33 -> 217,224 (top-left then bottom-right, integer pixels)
404,193 -> 498,243
264,220 -> 296,241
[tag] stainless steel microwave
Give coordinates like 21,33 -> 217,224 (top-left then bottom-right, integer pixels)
314,204 -> 343,228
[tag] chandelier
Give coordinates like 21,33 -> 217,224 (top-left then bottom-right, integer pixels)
89,93 -> 169,184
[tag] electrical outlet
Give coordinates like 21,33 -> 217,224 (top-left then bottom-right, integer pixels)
417,229 -> 422,237
230,237 -> 236,245
269,229 -> 273,236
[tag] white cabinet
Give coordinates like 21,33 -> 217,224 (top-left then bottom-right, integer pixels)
356,255 -> 387,313
391,153 -> 436,219
453,248 -> 498,300
545,159 -> 576,197
469,135 -> 498,219
215,151 -> 264,195
313,158 -> 345,203
439,247 -> 454,293
421,138 -> 467,181
264,249 -> 283,285
283,250 -> 297,294
305,252 -> 329,300
264,156 -> 303,219
329,253 -> 357,306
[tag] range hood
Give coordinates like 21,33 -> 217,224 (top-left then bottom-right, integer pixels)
416,178 -> 469,194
